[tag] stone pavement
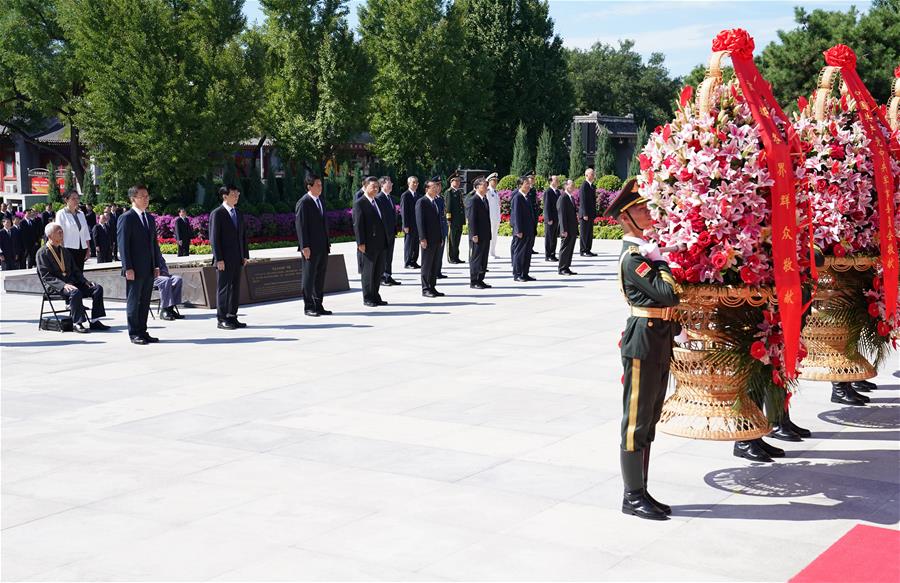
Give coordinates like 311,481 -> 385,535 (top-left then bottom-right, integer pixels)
2,237 -> 898,581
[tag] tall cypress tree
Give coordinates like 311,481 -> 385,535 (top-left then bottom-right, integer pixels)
568,125 -> 585,179
47,162 -> 62,204
628,122 -> 649,177
594,126 -> 615,176
535,124 -> 553,177
264,166 -> 279,203
82,167 -> 97,206
510,122 -> 530,177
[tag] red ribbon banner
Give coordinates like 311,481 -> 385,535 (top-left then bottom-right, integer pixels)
713,28 -> 804,377
824,45 -> 898,322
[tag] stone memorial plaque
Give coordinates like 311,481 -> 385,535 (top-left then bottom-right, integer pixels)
245,260 -> 302,301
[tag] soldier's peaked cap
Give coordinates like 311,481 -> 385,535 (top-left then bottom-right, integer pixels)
604,178 -> 648,219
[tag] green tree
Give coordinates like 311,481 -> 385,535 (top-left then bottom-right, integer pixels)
283,162 -> 297,203
510,122 -> 531,177
593,126 -> 615,176
63,166 -> 75,194
0,0 -> 88,185
567,40 -> 679,129
82,167 -> 97,206
259,1 -> 369,167
569,125 -> 585,179
264,165 -> 279,203
66,0 -> 264,203
46,162 -> 61,204
535,124 -> 553,177
628,123 -> 649,177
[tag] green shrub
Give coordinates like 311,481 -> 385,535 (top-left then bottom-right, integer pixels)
533,175 -> 549,191
574,176 -> 586,188
186,203 -> 204,215
596,174 -> 623,192
596,224 -> 623,239
497,174 -> 518,191
239,202 -> 258,215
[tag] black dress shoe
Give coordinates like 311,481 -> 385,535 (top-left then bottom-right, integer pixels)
784,418 -> 811,438
317,307 -> 333,316
387,277 -> 401,285
231,320 -> 247,329
550,255 -> 559,261
130,336 -> 149,345
381,278 -> 395,286
768,425 -> 802,442
433,291 -> 445,297
422,291 -> 438,298
514,277 -> 527,282
479,282 -> 492,288
218,321 -> 238,330
831,382 -> 866,406
412,263 -> 421,269
756,438 -> 784,458
142,334 -> 159,343
545,257 -> 554,262
160,311 -> 176,321
470,283 -> 489,289
305,309 -> 320,317
364,301 -> 379,307
173,308 -> 185,319
524,275 -> 537,281
89,321 -> 111,331
586,251 -> 597,256
622,489 -> 669,521
733,440 -> 774,462
580,252 -> 589,257
437,274 -> 448,279
73,324 -> 90,334
376,300 -> 388,306
851,380 -> 877,392
847,386 -> 870,403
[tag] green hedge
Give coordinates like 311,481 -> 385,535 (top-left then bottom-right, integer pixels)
159,236 -> 355,256
596,174 -> 623,191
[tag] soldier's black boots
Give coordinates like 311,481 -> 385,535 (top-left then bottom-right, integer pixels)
851,379 -> 877,392
781,409 -> 811,438
621,450 -> 669,520
831,382 -> 868,406
643,446 -> 671,515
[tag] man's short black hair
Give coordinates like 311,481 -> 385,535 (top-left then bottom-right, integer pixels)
378,176 -> 392,186
127,184 -> 148,199
516,176 -> 527,188
473,177 -> 486,188
363,176 -> 379,186
305,174 -> 321,189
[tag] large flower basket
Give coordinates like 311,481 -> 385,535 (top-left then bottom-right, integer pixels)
799,257 -> 879,381
658,285 -> 772,440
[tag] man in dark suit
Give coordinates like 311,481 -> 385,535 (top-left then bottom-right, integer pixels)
543,175 -> 561,262
106,205 -> 119,260
37,222 -> 109,333
30,208 -> 44,247
445,173 -> 466,264
210,185 -> 250,329
579,168 -> 597,256
174,208 -> 192,256
295,174 -> 332,317
83,204 -> 97,257
510,177 -> 536,282
352,176 -> 390,307
41,203 -> 55,229
0,217 -> 21,270
377,176 -> 401,286
465,177 -> 492,289
117,185 -> 161,344
20,210 -> 37,268
415,177 -> 445,297
525,172 -> 539,255
92,212 -> 113,263
400,176 -> 421,269
557,179 -> 579,275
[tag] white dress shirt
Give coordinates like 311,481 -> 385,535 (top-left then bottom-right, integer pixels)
57,207 -> 91,250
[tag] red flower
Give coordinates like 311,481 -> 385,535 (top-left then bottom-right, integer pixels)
823,44 -> 857,69
639,153 -> 651,171
798,344 -> 808,360
873,276 -> 882,291
832,243 -> 847,257
677,168 -> 692,182
711,251 -> 729,270
670,267 -> 686,282
772,369 -> 783,386
877,321 -> 891,337
697,231 -> 712,248
815,179 -> 826,193
868,302 -> 881,318
740,265 -> 759,285
797,96 -> 809,111
830,144 -> 845,160
680,85 -> 694,108
750,340 -> 767,360
831,161 -> 841,175
685,265 -> 702,283
712,28 -> 755,59
827,184 -> 839,197
895,65 -> 900,78
662,124 -> 672,142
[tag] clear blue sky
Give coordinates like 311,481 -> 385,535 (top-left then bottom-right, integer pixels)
242,0 -> 871,78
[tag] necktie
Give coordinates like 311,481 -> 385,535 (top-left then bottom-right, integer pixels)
73,212 -> 84,249
141,212 -> 149,232
229,207 -> 238,228
371,199 -> 382,219
316,197 -> 323,215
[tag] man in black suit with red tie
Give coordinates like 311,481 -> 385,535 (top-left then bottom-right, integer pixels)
415,177 -> 444,297
400,176 -> 421,269
352,176 -> 389,307
174,208 -> 192,256
295,174 -> 332,317
557,179 -> 579,275
118,184 -> 161,344
210,185 -> 250,329
465,177 -> 492,289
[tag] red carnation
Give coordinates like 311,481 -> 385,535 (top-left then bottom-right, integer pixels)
639,153 -> 651,171
830,144 -> 845,160
832,243 -> 847,257
877,321 -> 891,337
711,251 -> 729,270
750,341 -> 767,360
712,28 -> 755,59
680,85 -> 694,108
797,96 -> 809,111
823,44 -> 857,69
868,302 -> 881,318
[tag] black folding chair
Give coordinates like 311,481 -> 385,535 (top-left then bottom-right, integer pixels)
37,273 -> 69,333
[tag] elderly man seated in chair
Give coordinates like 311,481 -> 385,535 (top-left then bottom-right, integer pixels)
155,247 -> 185,321
36,222 -> 110,334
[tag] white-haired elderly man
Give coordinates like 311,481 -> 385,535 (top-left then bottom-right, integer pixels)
36,222 -> 109,333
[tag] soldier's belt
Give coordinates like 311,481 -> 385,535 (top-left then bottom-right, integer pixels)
630,306 -> 676,320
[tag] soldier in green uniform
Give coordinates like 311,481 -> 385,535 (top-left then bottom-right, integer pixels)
605,178 -> 681,521
444,173 -> 466,264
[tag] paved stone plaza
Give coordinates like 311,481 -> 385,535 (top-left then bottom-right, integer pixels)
2,237 -> 898,581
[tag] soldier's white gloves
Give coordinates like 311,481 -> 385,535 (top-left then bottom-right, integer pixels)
639,242 -> 664,262
674,329 -> 690,345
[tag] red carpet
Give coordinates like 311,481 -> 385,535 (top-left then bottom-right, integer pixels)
790,524 -> 900,583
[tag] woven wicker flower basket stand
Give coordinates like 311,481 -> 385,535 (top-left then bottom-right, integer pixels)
657,285 -> 771,441
798,256 -> 878,381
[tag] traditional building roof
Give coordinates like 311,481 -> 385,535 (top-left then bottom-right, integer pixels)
572,113 -> 639,138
